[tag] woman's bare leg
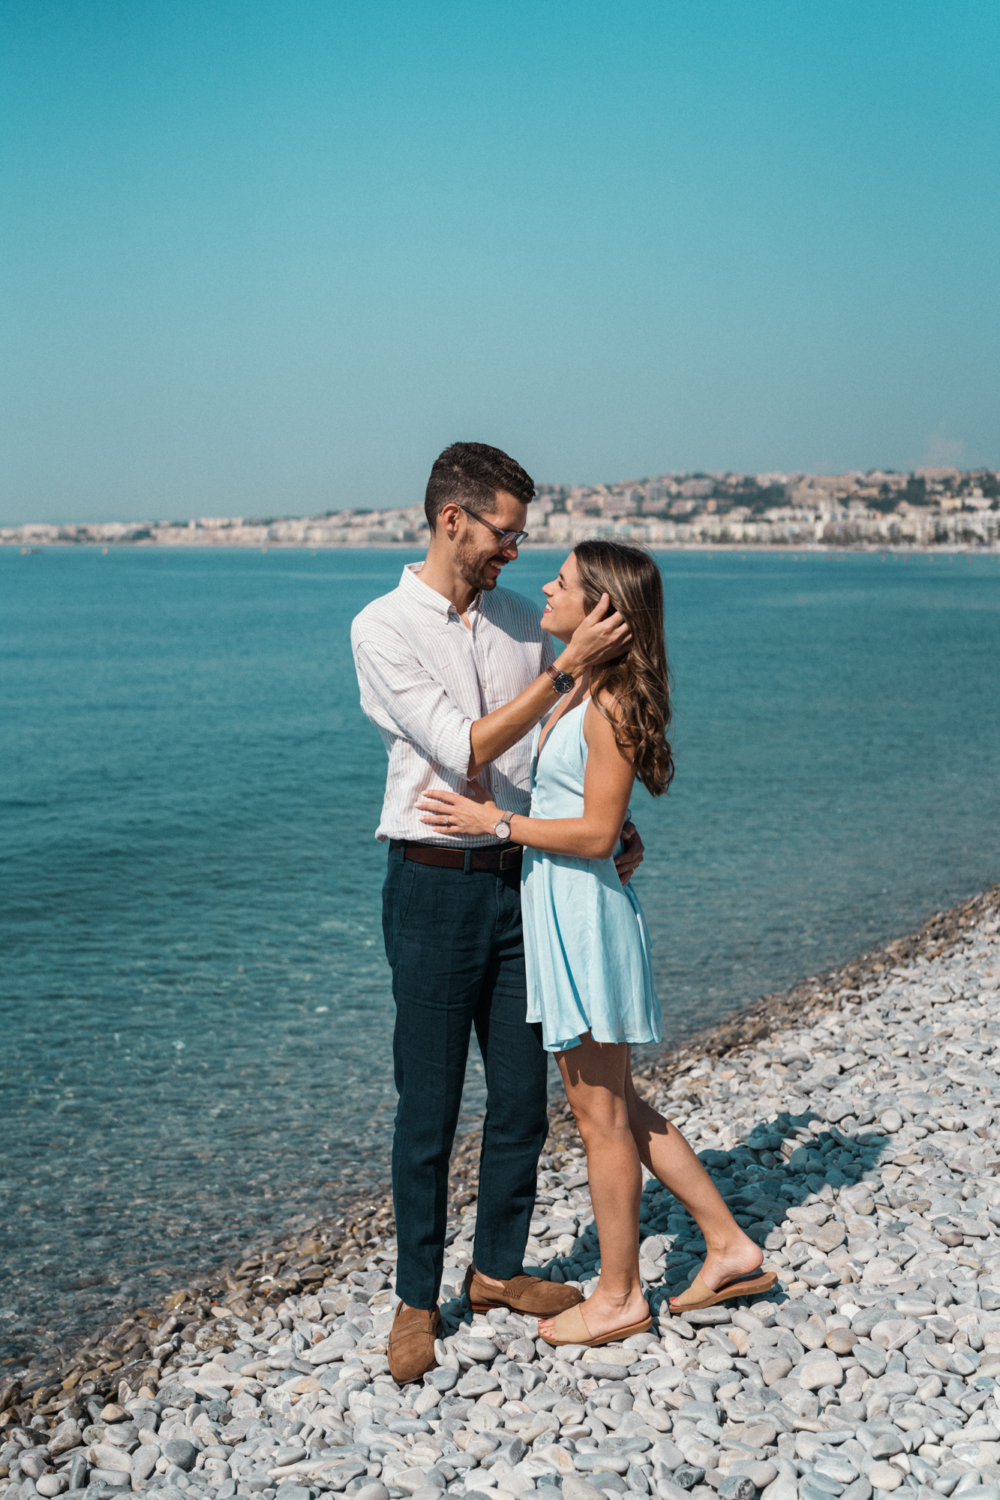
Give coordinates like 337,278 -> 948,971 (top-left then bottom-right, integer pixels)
537,1034 -> 649,1342
623,1062 -> 761,1308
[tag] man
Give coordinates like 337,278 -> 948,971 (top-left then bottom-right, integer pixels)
351,442 -> 643,1382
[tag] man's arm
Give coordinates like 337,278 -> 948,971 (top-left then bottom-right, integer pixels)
352,595 -> 630,782
352,630 -> 475,779
467,595 -> 629,777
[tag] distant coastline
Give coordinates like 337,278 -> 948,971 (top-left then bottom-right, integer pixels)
8,541 -> 1000,556
5,464 -> 1000,551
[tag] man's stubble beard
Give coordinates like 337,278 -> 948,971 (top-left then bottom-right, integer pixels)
456,539 -> 503,593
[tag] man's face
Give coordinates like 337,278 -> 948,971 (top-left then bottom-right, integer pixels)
455,489 -> 529,593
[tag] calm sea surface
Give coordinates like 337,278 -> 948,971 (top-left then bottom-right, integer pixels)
2,545 -> 999,1361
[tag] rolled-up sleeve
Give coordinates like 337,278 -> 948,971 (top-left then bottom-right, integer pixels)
352,633 -> 473,778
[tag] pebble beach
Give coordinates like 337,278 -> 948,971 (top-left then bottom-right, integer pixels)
4,884 -> 1000,1500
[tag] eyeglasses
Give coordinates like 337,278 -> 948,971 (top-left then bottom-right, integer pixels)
456,505 -> 529,550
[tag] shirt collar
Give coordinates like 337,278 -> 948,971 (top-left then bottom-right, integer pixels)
400,561 -> 483,618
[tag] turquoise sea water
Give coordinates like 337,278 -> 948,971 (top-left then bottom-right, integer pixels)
2,545 -> 999,1362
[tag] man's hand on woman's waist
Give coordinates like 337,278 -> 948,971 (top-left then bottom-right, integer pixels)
614,821 -> 644,886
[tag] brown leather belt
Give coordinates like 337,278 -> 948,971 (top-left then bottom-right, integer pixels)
391,840 -> 522,873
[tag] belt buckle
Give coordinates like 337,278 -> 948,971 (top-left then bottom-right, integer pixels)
499,846 -> 519,871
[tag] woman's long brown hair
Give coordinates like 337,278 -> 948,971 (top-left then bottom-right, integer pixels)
573,540 -> 674,796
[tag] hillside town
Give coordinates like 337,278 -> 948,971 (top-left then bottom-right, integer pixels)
4,467 -> 1000,550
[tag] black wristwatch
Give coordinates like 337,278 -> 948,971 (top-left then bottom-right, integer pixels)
546,663 -> 575,695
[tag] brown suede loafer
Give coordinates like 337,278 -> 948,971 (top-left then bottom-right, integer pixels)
387,1302 -> 441,1385
464,1265 -> 584,1317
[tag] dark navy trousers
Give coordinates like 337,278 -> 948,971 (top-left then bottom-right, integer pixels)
381,844 -> 550,1310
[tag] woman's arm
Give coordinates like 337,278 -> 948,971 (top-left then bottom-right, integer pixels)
466,601 -> 630,777
418,700 -> 635,861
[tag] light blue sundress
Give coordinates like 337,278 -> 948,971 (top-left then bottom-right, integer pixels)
521,700 -> 663,1053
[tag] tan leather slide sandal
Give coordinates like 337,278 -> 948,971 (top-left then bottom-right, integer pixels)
668,1267 -> 778,1313
538,1301 -> 653,1348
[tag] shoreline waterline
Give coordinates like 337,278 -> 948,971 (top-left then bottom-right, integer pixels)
4,878 -> 996,1427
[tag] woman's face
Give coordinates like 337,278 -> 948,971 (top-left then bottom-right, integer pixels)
541,551 -> 590,642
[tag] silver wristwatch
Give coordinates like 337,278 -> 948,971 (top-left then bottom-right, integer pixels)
494,811 -> 512,840
546,663 -> 575,695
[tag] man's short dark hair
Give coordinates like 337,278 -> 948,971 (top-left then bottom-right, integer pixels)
425,442 -> 535,531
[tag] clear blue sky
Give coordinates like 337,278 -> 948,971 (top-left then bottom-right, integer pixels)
2,0 -> 998,524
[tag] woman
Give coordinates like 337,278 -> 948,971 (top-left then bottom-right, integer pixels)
419,541 -> 774,1346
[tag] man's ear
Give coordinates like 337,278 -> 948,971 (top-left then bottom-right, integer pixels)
437,502 -> 463,538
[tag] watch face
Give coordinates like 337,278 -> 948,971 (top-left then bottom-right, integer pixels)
552,670 -> 574,694
495,820 -> 511,840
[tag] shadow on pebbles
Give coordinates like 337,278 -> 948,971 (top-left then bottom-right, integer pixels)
3,886 -> 1000,1500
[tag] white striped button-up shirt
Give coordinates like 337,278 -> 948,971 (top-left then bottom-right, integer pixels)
351,562 -> 555,845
